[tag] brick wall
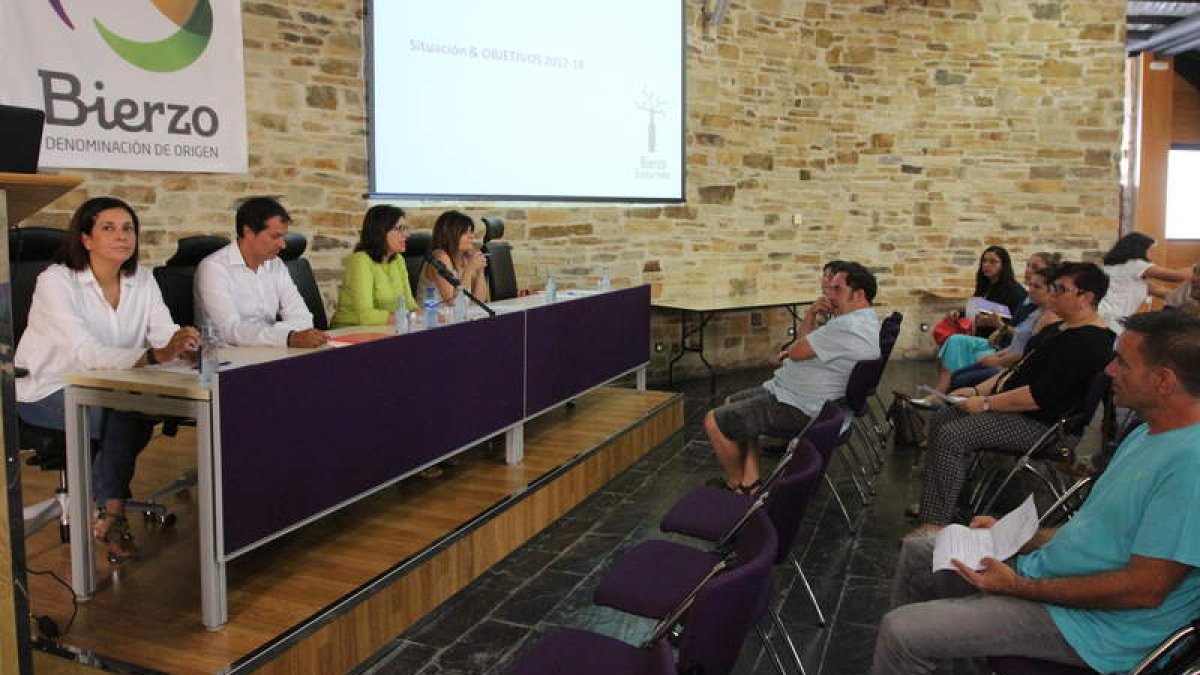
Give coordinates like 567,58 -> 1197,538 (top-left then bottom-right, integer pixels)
27,0 -> 1126,380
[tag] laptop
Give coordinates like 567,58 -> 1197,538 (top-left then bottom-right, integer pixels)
0,104 -> 45,173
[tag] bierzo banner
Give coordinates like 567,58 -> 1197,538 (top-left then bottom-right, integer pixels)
0,0 -> 248,173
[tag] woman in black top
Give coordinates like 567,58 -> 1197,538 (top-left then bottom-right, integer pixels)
910,262 -> 1114,530
971,246 -> 1027,337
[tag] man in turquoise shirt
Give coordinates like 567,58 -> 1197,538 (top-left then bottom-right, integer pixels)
873,311 -> 1200,674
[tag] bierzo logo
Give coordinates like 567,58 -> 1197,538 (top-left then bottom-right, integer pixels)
48,0 -> 213,73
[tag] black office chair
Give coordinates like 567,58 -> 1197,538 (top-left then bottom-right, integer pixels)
278,232 -> 329,330
484,240 -> 518,301
10,227 -> 72,540
153,235 -> 229,326
403,230 -> 432,298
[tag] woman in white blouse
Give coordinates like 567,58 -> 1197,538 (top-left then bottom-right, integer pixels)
15,197 -> 198,562
1098,233 -> 1191,333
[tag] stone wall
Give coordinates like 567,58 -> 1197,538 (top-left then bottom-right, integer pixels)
27,0 -> 1127,381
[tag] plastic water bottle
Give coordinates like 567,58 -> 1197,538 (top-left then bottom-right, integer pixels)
453,290 -> 469,322
545,276 -> 557,304
198,321 -> 219,387
598,267 -> 612,292
392,298 -> 410,334
424,286 -> 438,329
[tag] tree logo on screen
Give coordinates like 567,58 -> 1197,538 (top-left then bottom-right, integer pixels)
48,0 -> 214,73
636,89 -> 666,154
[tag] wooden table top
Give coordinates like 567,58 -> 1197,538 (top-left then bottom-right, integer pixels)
652,294 -> 815,313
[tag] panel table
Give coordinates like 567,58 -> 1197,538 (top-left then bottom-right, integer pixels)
63,286 -> 650,629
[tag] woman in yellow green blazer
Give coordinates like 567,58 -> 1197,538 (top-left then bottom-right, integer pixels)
331,205 -> 418,328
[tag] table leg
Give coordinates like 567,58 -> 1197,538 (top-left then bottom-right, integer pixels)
666,309 -> 688,387
780,303 -> 802,350
63,388 -> 94,600
196,397 -> 227,630
505,423 -> 525,464
667,310 -> 716,392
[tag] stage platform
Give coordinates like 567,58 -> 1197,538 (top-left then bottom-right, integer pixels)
22,386 -> 682,674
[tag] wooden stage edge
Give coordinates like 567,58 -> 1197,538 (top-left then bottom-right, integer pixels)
31,386 -> 684,675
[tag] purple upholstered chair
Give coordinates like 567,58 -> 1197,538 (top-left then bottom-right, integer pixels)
842,357 -> 887,480
764,400 -> 858,529
865,311 -> 904,442
589,511 -> 787,673
507,511 -> 777,675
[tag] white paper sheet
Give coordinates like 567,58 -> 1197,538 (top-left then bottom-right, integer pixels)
931,495 -> 1038,572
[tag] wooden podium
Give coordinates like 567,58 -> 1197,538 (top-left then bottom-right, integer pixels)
0,172 -> 82,675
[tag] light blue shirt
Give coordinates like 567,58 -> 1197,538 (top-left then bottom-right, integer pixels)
763,307 -> 880,417
1016,423 -> 1200,673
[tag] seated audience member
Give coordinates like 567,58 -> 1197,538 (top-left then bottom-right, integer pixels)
909,262 -> 1115,530
330,205 -> 418,328
15,197 -> 199,562
417,210 -> 489,305
938,246 -> 1028,344
195,196 -> 328,347
932,252 -> 1060,392
813,259 -> 847,328
703,262 -> 880,493
1164,260 -> 1200,316
1099,232 -> 1191,333
873,311 -> 1200,675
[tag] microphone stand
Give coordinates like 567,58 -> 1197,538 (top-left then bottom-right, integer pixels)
425,254 -> 497,317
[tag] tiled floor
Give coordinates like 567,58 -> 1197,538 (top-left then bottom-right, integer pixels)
355,360 -> 946,675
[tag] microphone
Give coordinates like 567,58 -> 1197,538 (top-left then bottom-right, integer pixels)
424,252 -> 461,288
423,252 -> 496,317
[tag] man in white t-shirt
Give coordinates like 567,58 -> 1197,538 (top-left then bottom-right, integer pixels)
703,262 -> 881,493
195,197 -> 329,348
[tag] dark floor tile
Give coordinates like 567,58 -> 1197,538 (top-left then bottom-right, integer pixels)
849,536 -> 902,580
489,547 -> 557,582
820,621 -> 880,675
369,641 -> 440,675
491,570 -> 585,626
525,515 -> 592,554
433,620 -> 529,674
837,576 -> 892,627
547,532 -> 624,576
407,578 -> 514,649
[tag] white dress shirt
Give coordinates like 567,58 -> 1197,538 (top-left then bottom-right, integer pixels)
15,265 -> 179,403
194,242 -> 313,346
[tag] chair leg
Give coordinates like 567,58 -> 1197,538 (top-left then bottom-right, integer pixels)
823,474 -> 855,531
872,391 -> 893,435
980,458 -> 1030,514
1038,477 -> 1092,526
789,553 -> 827,627
769,605 -> 809,675
836,451 -> 870,505
756,624 -> 792,675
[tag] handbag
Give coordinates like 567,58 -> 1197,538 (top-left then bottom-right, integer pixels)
931,316 -> 972,346
887,392 -> 927,448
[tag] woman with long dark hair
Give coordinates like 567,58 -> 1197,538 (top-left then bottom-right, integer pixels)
330,205 -> 417,328
417,210 -> 489,305
15,197 -> 199,562
972,245 -> 1027,320
1098,232 -> 1191,332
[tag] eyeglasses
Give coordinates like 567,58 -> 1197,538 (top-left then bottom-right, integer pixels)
1050,282 -> 1085,296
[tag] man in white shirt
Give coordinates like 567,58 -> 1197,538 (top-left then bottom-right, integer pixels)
195,197 -> 329,348
703,262 -> 881,492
